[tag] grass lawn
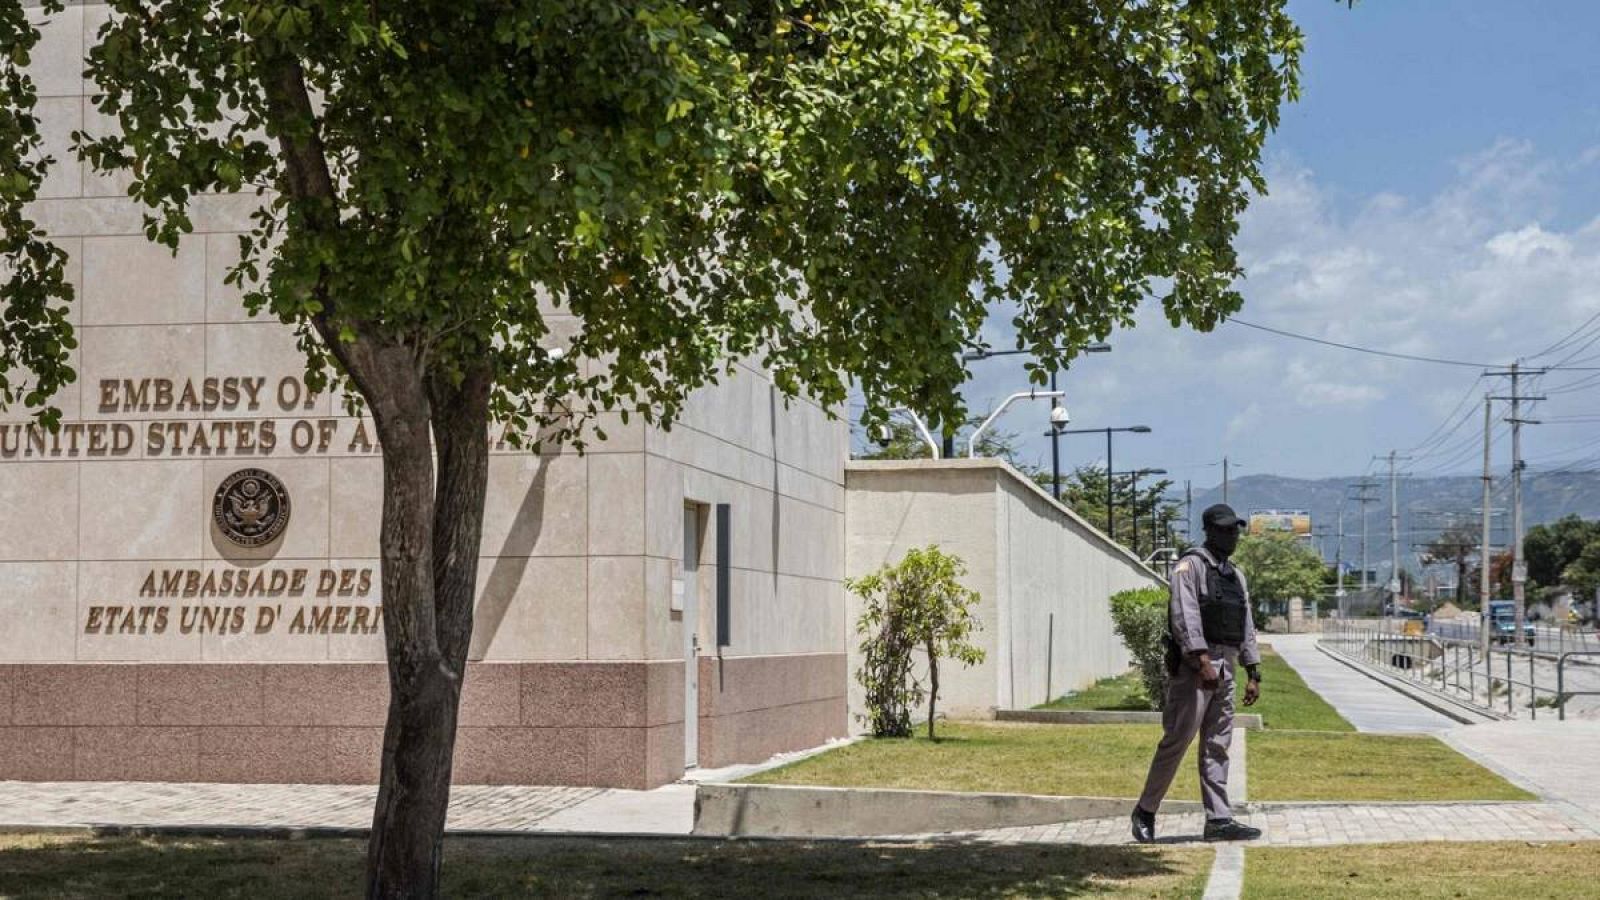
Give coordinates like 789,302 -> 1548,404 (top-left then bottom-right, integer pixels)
1038,670 -> 1151,711
1035,646 -> 1353,733
1243,842 -> 1600,899
744,721 -> 1202,798
1249,731 -> 1534,802
0,832 -> 1210,899
1246,645 -> 1353,732
746,721 -> 1531,803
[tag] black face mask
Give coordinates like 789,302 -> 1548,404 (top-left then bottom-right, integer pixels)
1205,525 -> 1241,559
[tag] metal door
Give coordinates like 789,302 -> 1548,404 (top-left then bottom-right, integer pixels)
682,504 -> 701,768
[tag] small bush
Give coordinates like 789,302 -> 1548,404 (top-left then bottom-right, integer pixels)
851,546 -> 985,739
1110,587 -> 1169,710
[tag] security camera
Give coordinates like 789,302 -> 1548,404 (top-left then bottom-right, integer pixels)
873,424 -> 893,448
1049,404 -> 1070,432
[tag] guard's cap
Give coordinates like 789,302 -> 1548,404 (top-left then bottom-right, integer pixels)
1202,503 -> 1246,530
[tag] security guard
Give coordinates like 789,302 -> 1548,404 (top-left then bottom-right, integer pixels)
1131,503 -> 1263,843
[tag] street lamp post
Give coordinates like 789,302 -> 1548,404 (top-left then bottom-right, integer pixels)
1127,467 -> 1167,556
963,343 -> 1111,499
1052,426 -> 1152,539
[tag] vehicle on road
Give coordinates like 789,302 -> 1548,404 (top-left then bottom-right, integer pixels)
1487,600 -> 1538,645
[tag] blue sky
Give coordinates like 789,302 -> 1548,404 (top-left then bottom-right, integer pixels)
933,0 -> 1600,488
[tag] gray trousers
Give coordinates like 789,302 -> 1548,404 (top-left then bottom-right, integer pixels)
1137,648 -> 1236,820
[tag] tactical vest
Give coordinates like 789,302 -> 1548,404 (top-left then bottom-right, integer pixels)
1183,549 -> 1248,646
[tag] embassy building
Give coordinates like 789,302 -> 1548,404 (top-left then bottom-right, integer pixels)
1,5 -> 1156,789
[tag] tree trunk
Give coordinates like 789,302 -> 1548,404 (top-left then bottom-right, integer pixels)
926,641 -> 938,741
257,50 -> 496,900
360,364 -> 492,900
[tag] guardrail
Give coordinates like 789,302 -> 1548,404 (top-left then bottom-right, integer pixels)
1322,618 -> 1600,721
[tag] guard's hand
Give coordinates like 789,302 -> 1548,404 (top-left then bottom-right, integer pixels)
1198,659 -> 1220,690
1243,678 -> 1261,707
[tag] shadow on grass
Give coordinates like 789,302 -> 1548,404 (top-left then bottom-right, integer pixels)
0,833 -> 1208,899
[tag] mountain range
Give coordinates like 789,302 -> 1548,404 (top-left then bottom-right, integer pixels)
1180,470 -> 1600,576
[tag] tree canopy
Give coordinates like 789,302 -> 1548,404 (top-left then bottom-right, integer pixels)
1234,531 -> 1324,616
4,2 -> 1302,895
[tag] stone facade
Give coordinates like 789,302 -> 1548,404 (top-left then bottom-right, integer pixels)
0,5 -> 847,788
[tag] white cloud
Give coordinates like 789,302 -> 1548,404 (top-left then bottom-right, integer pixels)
958,139 -> 1600,481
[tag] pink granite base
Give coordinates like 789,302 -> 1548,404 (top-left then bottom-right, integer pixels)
0,661 -> 682,787
696,653 -> 848,769
0,654 -> 848,786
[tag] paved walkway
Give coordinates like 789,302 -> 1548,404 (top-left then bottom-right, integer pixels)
0,781 -> 692,835
1267,634 -> 1457,733
1443,719 -> 1600,818
955,801 -> 1600,847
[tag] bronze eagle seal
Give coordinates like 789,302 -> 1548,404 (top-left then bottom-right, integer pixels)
213,468 -> 291,547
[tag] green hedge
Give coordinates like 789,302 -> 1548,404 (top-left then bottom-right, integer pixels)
1110,587 -> 1169,710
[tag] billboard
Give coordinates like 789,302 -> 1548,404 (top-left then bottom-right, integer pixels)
1249,509 -> 1312,537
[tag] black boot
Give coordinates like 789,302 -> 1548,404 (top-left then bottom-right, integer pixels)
1130,806 -> 1156,844
1203,818 -> 1261,842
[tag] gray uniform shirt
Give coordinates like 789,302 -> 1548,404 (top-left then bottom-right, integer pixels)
1169,546 -> 1260,667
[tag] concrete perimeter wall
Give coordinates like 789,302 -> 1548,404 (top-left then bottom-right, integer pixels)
844,460 -> 1161,727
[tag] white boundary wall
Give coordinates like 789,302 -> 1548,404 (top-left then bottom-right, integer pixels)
844,459 -> 1162,726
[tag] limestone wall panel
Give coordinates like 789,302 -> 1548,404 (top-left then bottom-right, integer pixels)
586,556 -> 646,660
478,454 -> 587,559
26,5 -> 84,98
586,453 -> 644,556
78,459 -> 203,560
81,235 -> 206,326
200,457 -> 330,562
0,463 -> 78,560
0,562 -> 76,661
469,555 -> 587,662
78,324 -> 207,422
33,96 -> 82,200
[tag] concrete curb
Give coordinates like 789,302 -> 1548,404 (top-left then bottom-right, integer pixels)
997,709 -> 1263,731
1202,845 -> 1244,900
1316,643 -> 1505,725
691,782 -> 1211,838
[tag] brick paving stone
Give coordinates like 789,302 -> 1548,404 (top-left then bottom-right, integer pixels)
0,782 -> 604,832
935,802 -> 1600,847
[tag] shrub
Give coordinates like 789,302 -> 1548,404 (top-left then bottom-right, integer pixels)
1110,586 -> 1170,710
851,546 -> 985,739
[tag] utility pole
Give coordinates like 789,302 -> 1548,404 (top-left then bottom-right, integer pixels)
1185,480 -> 1193,544
1222,456 -> 1230,505
1489,363 -> 1546,648
1335,502 -> 1346,597
1349,479 -> 1379,592
1480,394 -> 1493,662
1376,452 -> 1413,606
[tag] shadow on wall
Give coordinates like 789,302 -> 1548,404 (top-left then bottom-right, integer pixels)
469,454 -> 551,659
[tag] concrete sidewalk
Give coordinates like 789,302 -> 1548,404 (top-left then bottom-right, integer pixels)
0,781 -> 694,835
1266,634 -> 1458,733
1443,719 -> 1600,825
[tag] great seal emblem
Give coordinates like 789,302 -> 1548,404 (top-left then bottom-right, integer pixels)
213,468 -> 291,547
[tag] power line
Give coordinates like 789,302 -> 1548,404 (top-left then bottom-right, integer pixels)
1227,318 -> 1498,368
1227,318 -> 1600,371
1530,309 -> 1600,360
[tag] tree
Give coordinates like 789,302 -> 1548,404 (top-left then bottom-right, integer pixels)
1053,465 -> 1180,555
1525,515 -> 1600,593
1561,540 -> 1600,603
0,4 -> 74,429
850,546 -> 984,740
1420,524 -> 1480,609
1233,532 -> 1323,622
5,2 -> 1300,894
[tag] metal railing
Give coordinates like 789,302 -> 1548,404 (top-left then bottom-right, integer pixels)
1321,618 -> 1600,721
